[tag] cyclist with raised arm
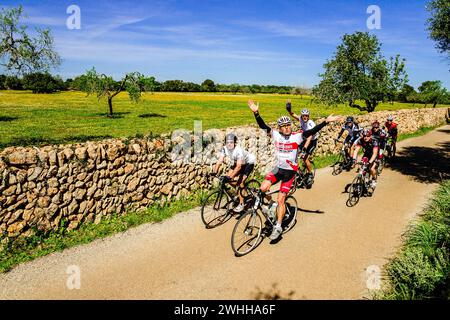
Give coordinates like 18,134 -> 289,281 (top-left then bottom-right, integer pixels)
286,100 -> 317,187
384,115 -> 398,158
212,133 -> 256,213
249,99 -> 341,240
352,129 -> 379,189
335,116 -> 361,166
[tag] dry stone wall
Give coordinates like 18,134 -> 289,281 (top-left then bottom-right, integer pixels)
0,107 -> 448,238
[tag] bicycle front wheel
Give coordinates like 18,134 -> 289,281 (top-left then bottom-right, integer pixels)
332,153 -> 344,176
231,210 -> 263,257
201,190 -> 232,228
347,175 -> 363,207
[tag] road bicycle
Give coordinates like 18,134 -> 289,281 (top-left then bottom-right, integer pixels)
200,175 -> 261,229
332,139 -> 353,176
384,136 -> 396,161
287,156 -> 316,196
231,162 -> 299,257
346,157 -> 376,207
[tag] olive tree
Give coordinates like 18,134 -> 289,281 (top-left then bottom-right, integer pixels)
0,5 -> 61,75
313,32 -> 408,112
82,68 -> 144,118
426,0 -> 450,62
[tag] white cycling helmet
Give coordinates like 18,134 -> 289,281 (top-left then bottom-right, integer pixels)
277,116 -> 292,127
301,109 -> 310,116
387,115 -> 394,121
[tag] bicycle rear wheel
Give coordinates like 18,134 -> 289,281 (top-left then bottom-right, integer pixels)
200,190 -> 232,228
231,210 -> 263,256
282,196 -> 298,234
347,175 -> 363,207
332,153 -> 344,176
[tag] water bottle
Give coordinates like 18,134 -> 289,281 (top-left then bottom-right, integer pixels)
261,204 -> 269,215
268,201 -> 278,220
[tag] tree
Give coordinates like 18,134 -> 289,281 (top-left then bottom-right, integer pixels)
140,76 -> 160,94
398,84 -> 416,103
82,68 -> 144,117
162,80 -> 185,92
0,74 -> 6,89
0,6 -> 61,75
418,80 -> 448,107
291,86 -> 311,98
229,83 -> 240,94
426,0 -> 450,61
387,55 -> 408,103
22,72 -> 65,93
313,32 -> 408,112
4,75 -> 22,89
201,79 -> 216,92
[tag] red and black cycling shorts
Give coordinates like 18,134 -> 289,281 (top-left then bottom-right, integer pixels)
264,167 -> 296,194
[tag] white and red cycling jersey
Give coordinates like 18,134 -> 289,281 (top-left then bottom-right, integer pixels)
272,130 -> 303,170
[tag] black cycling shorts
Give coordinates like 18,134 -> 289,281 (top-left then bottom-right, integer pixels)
300,139 -> 318,156
231,163 -> 254,177
345,135 -> 358,146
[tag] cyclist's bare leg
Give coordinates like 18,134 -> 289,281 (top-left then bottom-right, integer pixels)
260,179 -> 273,202
370,163 -> 377,180
304,156 -> 313,173
237,175 -> 248,205
276,192 -> 287,224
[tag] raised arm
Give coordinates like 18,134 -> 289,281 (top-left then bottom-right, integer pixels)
248,100 -> 272,135
286,100 -> 300,121
303,114 -> 342,139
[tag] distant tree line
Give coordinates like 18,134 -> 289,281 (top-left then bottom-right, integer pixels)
0,73 -> 449,107
0,73 -> 306,95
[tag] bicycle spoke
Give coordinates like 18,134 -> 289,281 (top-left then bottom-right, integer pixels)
201,190 -> 232,228
231,211 -> 263,256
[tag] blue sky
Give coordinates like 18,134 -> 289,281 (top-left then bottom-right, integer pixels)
2,0 -> 449,89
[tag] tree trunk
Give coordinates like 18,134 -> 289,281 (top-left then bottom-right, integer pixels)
108,97 -> 113,117
433,102 -> 437,108
364,100 -> 377,113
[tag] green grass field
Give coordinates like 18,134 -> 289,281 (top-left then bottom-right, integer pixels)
0,90 -> 448,150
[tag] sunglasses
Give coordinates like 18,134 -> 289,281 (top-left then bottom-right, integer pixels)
279,124 -> 291,128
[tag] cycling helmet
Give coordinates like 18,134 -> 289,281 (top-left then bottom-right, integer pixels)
362,129 -> 372,137
346,116 -> 354,123
372,120 -> 380,128
225,133 -> 237,144
277,116 -> 292,127
301,109 -> 310,116
387,115 -> 394,121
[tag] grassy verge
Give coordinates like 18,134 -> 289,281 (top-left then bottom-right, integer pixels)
0,123 -> 444,273
376,180 -> 450,300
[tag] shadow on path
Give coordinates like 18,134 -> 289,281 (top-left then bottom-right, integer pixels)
388,140 -> 450,183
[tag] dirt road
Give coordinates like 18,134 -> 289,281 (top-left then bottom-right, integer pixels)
1,125 -> 449,300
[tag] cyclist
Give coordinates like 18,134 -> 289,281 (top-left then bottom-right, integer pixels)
370,120 -> 388,160
286,100 -> 317,187
212,133 -> 256,213
384,115 -> 398,157
352,129 -> 379,189
335,116 -> 362,167
249,99 -> 341,240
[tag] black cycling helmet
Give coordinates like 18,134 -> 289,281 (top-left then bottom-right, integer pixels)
346,116 -> 354,123
225,133 -> 237,144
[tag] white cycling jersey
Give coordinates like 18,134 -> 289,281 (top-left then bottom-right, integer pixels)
272,130 -> 303,170
300,119 -> 318,140
219,145 -> 256,166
